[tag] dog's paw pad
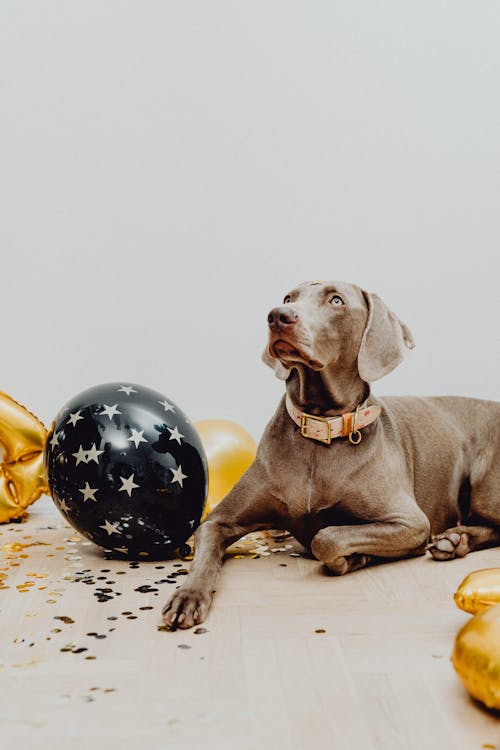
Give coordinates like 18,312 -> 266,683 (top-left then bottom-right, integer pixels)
435,538 -> 455,553
426,530 -> 469,561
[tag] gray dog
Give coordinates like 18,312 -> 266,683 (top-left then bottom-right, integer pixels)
163,280 -> 500,629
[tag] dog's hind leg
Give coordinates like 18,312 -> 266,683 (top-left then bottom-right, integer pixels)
428,449 -> 500,560
310,500 -> 430,575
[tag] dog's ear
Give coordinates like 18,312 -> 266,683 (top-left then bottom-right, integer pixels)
261,347 -> 291,381
357,292 -> 415,383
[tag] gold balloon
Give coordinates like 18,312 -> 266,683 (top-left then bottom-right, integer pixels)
0,391 -> 49,523
195,419 -> 257,518
454,568 -> 500,615
452,603 -> 500,710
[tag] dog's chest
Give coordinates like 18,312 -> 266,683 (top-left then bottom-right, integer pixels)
267,431 -> 358,518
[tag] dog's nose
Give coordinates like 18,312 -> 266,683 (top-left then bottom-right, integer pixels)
267,306 -> 298,329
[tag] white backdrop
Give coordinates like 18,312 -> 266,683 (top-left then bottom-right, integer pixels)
1,2 -> 499,440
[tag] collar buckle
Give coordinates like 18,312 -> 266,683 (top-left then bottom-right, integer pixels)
300,412 -> 332,445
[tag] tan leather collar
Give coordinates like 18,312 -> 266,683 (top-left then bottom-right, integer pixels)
285,393 -> 381,445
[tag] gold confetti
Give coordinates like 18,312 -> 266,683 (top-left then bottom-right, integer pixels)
3,541 -> 50,553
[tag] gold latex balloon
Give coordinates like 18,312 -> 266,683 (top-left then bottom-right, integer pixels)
0,391 -> 49,523
452,604 -> 500,710
454,568 -> 500,615
195,419 -> 257,518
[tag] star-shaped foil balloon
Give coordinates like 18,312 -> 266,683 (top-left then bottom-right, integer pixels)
0,392 -> 49,522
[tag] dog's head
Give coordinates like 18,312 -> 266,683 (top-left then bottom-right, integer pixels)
262,280 -> 414,383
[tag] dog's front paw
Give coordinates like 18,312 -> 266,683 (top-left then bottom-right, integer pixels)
426,529 -> 469,561
161,586 -> 213,630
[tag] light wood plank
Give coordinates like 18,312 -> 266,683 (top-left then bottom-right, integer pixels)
1,496 -> 500,750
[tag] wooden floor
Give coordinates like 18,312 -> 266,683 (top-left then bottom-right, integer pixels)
1,496 -> 500,750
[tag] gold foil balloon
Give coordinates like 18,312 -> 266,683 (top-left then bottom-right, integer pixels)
0,391 -> 48,523
452,603 -> 500,710
452,568 -> 500,710
195,419 -> 257,518
454,568 -> 500,615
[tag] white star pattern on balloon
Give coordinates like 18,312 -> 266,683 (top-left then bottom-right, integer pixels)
99,519 -> 121,536
49,431 -> 59,449
119,473 -> 140,497
189,519 -> 196,527
86,443 -> 104,464
128,428 -> 148,449
171,464 -> 188,487
100,403 -> 122,420
79,482 -> 99,502
67,410 -> 84,427
58,498 -> 71,513
117,385 -> 137,396
72,443 -> 103,465
159,399 -> 175,413
114,546 -> 129,554
168,425 -> 184,444
72,445 -> 88,466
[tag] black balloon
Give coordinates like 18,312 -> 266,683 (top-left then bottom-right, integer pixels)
43,383 -> 207,560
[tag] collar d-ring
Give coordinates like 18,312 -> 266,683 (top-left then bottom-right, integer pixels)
348,405 -> 362,444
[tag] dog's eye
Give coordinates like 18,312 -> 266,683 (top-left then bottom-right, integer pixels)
330,295 -> 344,306
283,296 -> 292,304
